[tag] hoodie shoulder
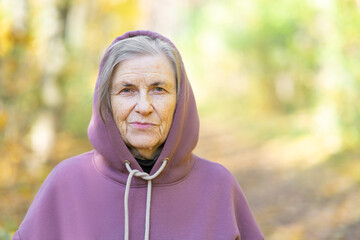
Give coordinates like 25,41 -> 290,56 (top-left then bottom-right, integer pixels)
192,155 -> 264,240
16,151 -> 97,239
44,150 -> 96,189
193,155 -> 238,183
25,150 -> 95,203
49,149 -> 92,172
56,150 -> 94,169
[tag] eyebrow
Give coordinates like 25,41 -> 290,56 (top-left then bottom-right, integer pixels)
150,81 -> 166,86
117,81 -> 167,87
120,82 -> 135,87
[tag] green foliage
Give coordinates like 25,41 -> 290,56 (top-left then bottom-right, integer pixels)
0,228 -> 12,240
181,0 -> 360,150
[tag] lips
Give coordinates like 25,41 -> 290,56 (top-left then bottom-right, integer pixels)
129,122 -> 157,130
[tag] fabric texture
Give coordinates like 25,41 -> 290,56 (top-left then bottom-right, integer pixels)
13,30 -> 264,240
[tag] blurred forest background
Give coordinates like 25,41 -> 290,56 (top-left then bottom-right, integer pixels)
1,0 -> 360,239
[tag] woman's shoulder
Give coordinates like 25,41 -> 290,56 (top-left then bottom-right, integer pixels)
55,150 -> 95,170
192,154 -> 238,185
43,150 -> 95,184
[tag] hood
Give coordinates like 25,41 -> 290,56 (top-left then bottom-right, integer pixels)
87,30 -> 199,186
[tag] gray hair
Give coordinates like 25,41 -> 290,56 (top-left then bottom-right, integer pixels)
98,35 -> 181,122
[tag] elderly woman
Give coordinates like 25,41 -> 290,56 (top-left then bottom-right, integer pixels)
13,31 -> 264,240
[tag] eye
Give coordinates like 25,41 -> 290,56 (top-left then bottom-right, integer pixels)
120,88 -> 134,94
154,87 -> 165,92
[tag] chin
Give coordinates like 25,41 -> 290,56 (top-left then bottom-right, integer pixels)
128,137 -> 159,150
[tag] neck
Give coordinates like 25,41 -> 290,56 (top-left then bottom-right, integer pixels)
129,146 -> 162,160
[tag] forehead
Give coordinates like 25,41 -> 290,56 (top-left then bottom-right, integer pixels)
111,54 -> 175,84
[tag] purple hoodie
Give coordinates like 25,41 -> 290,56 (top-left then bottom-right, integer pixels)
13,30 -> 264,240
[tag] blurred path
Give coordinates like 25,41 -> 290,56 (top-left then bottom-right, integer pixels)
194,114 -> 360,240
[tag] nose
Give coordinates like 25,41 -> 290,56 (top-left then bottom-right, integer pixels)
135,92 -> 153,115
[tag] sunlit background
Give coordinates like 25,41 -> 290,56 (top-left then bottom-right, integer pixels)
1,0 -> 360,239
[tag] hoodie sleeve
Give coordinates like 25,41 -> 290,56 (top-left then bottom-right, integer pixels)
12,231 -> 21,240
231,175 -> 265,240
14,163 -> 65,240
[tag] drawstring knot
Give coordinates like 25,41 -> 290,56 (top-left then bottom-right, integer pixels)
124,158 -> 168,240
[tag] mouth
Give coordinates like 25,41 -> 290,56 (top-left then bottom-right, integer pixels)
129,122 -> 157,130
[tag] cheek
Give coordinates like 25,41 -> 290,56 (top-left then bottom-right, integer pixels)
111,100 -> 129,140
111,98 -> 129,123
158,97 -> 176,125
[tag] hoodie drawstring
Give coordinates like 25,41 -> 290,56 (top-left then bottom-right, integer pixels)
124,158 -> 168,240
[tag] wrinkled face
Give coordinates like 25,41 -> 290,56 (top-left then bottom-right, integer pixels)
110,54 -> 177,159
